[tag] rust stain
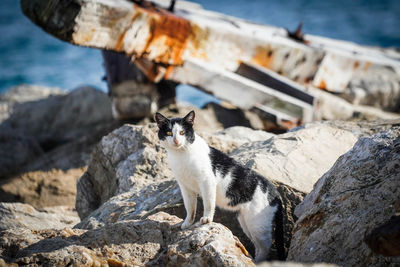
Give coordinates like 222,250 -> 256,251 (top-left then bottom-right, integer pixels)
234,237 -> 250,257
133,4 -> 191,65
363,61 -> 371,71
115,31 -> 127,51
107,258 -> 125,267
251,46 -> 274,69
318,79 -> 327,90
165,65 -> 175,79
294,211 -> 325,236
353,61 -> 359,69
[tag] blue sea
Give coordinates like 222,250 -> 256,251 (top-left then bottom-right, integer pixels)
1,0 -> 399,106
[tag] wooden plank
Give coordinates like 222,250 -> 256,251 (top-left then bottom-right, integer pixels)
167,59 -> 314,124
235,63 -> 314,105
21,0 -> 400,112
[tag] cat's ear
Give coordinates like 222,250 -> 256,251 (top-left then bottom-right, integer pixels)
155,112 -> 169,128
183,110 -> 195,125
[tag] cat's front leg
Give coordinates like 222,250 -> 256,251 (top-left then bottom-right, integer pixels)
199,180 -> 216,224
179,183 -> 197,229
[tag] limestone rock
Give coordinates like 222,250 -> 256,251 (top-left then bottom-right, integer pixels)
0,202 -> 79,231
0,84 -> 64,123
0,132 -> 44,178
0,85 -> 118,179
257,262 -> 338,267
287,127 -> 400,266
201,126 -> 274,154
230,123 -> 359,193
0,212 -> 253,266
0,168 -> 85,208
75,123 -> 173,219
0,86 -> 114,147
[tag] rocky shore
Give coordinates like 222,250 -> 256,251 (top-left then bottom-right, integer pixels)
0,84 -> 400,266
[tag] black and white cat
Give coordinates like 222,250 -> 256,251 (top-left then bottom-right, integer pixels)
155,110 -> 285,262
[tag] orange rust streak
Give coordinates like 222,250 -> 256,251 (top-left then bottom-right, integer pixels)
115,31 -> 127,51
318,79 -> 327,90
353,61 -> 359,69
165,65 -> 175,79
135,4 -> 191,65
363,61 -> 371,71
251,47 -> 274,69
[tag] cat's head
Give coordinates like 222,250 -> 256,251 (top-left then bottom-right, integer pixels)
155,111 -> 195,150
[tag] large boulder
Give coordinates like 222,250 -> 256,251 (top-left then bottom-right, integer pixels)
0,85 -> 115,147
0,168 -> 85,208
0,202 -> 79,231
0,132 -> 44,178
0,85 -> 119,179
230,123 -> 358,193
287,127 -> 400,266
230,120 -> 400,193
0,212 -> 253,266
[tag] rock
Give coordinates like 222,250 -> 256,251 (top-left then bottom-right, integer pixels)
0,212 -> 253,266
364,214 -> 400,257
257,262 -> 338,267
201,126 -> 274,154
0,85 -> 119,179
294,120 -> 400,217
230,122 -> 359,193
75,123 -> 173,219
0,85 -> 115,149
0,202 -> 79,231
0,132 -> 44,178
287,127 -> 400,266
0,168 -> 85,208
0,84 -> 64,123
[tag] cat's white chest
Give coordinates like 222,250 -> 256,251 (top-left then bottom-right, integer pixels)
166,137 -> 212,191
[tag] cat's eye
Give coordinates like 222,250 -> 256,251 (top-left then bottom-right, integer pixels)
180,131 -> 185,135
167,131 -> 172,136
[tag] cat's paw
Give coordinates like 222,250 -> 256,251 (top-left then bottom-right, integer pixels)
200,216 -> 212,224
181,220 -> 194,230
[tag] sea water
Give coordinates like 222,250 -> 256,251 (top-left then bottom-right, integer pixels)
1,0 -> 399,107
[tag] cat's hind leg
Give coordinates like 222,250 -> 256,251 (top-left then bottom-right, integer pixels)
179,184 -> 197,229
244,204 -> 277,262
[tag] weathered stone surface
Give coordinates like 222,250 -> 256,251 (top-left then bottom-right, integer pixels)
364,214 -> 400,257
0,168 -> 85,208
0,85 -> 119,179
257,262 -> 338,267
230,123 -> 359,193
0,203 -> 79,231
0,86 -> 114,147
75,123 -> 173,219
201,126 -> 274,154
0,132 -> 44,179
287,127 -> 400,266
0,84 -> 64,123
0,212 -> 253,266
294,119 -> 400,217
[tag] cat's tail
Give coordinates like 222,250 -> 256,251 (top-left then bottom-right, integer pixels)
273,197 -> 286,260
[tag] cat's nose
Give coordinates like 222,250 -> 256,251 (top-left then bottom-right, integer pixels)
173,138 -> 179,145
